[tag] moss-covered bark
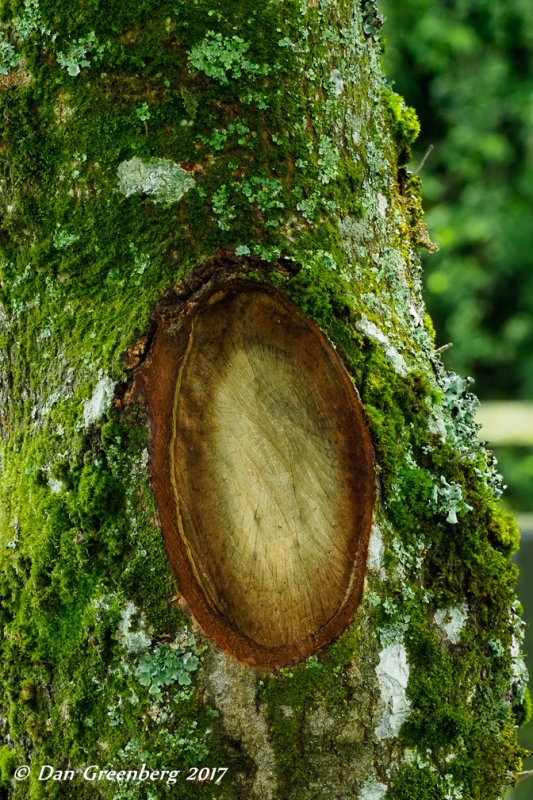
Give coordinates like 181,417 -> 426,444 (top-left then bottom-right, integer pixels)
0,1 -> 528,798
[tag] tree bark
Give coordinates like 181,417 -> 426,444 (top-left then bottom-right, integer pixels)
0,1 -> 527,799
134,279 -> 375,668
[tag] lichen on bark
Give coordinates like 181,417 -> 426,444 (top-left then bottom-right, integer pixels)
0,0 -> 528,798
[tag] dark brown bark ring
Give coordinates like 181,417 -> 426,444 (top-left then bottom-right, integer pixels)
139,280 -> 375,667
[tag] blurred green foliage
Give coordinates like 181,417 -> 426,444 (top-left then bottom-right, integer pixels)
381,0 -> 533,400
493,446 -> 533,512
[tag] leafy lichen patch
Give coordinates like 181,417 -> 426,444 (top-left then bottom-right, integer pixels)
0,0 -> 527,797
117,158 -> 195,203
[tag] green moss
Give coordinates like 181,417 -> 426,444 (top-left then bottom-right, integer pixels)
0,0 -> 526,798
401,621 -> 472,749
383,86 -> 421,163
76,461 -> 122,520
0,746 -> 18,788
387,765 -> 440,800
257,625 -> 371,797
486,504 -> 521,556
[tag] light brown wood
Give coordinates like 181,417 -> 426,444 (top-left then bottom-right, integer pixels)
137,280 -> 374,666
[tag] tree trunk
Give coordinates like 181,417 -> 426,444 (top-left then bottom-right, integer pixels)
0,1 -> 527,799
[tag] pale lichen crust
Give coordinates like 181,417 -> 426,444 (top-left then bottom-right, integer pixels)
0,0 -> 527,798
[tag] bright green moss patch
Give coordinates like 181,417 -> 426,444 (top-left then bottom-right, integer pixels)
386,764 -> 440,800
0,412 -> 235,799
383,87 -> 421,164
486,504 -> 521,556
0,746 -> 18,788
0,0 -> 527,798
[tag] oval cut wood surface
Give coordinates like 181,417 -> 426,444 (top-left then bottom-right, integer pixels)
143,282 -> 374,666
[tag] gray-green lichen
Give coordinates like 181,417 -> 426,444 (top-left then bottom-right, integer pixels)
360,780 -> 388,800
117,157 -> 195,203
356,315 -> 408,375
83,376 -> 116,427
0,0 -> 527,798
375,642 -> 411,740
117,602 -> 152,654
434,605 -> 469,645
367,522 -> 385,577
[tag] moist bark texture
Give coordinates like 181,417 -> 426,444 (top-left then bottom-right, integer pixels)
0,1 -> 528,799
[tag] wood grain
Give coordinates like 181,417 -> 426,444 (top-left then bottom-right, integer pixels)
138,281 -> 374,666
